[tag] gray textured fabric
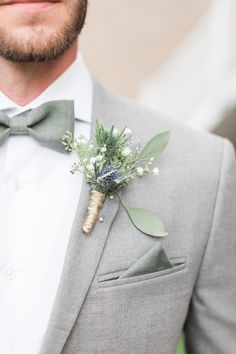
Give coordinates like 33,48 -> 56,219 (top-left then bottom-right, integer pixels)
0,100 -> 74,152
39,77 -> 236,354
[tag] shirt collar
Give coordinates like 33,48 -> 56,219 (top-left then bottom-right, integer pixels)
0,52 -> 93,123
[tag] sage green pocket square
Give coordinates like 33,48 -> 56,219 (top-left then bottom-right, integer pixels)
119,242 -> 173,279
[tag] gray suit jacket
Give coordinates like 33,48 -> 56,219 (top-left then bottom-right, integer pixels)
39,78 -> 236,354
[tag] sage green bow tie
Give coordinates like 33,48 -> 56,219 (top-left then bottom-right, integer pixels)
0,100 -> 75,153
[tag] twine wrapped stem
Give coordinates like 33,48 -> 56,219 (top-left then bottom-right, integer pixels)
82,189 -> 106,235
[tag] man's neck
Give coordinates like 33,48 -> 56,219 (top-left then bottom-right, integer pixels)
0,41 -> 78,106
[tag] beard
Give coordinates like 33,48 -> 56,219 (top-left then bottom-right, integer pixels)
0,0 -> 88,63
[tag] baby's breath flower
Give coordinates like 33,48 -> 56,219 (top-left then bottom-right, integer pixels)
101,146 -> 107,153
96,155 -> 104,162
122,147 -> 132,156
77,138 -> 87,145
136,167 -> 144,176
90,157 -> 97,164
86,164 -> 94,172
124,128 -> 132,135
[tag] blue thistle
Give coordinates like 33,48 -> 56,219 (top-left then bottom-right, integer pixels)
96,164 -> 120,190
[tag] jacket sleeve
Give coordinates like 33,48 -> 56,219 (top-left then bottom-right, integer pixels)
184,138 -> 236,354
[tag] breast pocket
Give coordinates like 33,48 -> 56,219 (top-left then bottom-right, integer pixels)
97,257 -> 187,289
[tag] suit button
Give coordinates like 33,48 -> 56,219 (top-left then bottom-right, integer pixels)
10,178 -> 23,191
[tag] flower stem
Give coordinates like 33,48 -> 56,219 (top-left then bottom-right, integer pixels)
115,192 -> 128,211
82,190 -> 106,235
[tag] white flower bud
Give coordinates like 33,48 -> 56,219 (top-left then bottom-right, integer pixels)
101,146 -> 107,153
136,167 -> 144,176
96,155 -> 103,162
122,147 -> 132,156
124,128 -> 132,135
86,164 -> 94,171
90,157 -> 97,164
78,138 -> 87,145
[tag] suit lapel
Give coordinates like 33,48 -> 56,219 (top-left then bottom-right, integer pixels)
40,77 -> 120,354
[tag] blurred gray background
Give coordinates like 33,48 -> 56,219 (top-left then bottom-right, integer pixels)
80,0 -> 236,147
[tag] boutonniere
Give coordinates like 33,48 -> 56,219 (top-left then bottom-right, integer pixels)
61,121 -> 171,236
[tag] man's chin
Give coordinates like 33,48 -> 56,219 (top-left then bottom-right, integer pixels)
0,0 -> 88,63
0,30 -> 69,63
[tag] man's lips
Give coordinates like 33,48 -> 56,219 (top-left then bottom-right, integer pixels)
1,0 -> 60,12
1,0 -> 59,3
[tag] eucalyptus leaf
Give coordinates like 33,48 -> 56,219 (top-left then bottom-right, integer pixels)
126,207 -> 168,237
137,131 -> 171,161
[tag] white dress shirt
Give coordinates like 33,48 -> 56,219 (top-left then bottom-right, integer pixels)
0,53 -> 93,354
